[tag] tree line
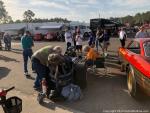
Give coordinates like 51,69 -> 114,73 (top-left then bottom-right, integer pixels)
110,11 -> 150,26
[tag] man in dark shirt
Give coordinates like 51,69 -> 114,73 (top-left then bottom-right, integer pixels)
103,29 -> 110,57
21,31 -> 34,77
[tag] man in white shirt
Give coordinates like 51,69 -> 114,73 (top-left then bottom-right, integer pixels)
135,26 -> 147,38
65,27 -> 73,50
119,28 -> 127,48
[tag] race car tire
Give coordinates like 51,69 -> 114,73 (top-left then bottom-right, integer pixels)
127,65 -> 140,99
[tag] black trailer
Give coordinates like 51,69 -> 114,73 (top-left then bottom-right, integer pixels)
90,18 -> 122,36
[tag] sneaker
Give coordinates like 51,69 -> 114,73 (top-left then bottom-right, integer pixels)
32,70 -> 36,73
33,85 -> 41,91
24,72 -> 31,78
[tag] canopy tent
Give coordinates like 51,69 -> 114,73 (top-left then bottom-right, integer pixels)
39,25 -> 64,31
4,26 -> 25,31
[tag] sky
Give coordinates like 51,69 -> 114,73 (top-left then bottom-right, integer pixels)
2,0 -> 150,22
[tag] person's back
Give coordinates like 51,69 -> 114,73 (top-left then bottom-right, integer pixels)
3,34 -> 8,43
86,48 -> 99,61
21,31 -> 34,77
32,46 -> 54,66
135,26 -> 146,38
7,34 -> 11,43
88,32 -> 95,46
21,35 -> 33,49
135,31 -> 146,38
103,31 -> 110,42
65,31 -> 72,44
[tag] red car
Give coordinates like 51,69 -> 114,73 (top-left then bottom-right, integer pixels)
34,33 -> 43,41
44,32 -> 57,41
118,38 -> 150,98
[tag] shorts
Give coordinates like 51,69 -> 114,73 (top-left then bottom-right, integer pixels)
76,45 -> 82,51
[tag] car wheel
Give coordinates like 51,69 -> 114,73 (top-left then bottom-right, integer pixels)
73,63 -> 87,89
127,65 -> 140,98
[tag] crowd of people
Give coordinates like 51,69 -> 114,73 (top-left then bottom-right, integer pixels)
20,27 -> 112,92
64,26 -> 111,57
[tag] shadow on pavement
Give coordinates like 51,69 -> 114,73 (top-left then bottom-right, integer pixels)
26,76 -> 35,80
11,49 -> 22,54
37,73 -> 143,113
60,74 -> 150,113
105,54 -> 121,69
40,100 -> 83,113
0,67 -> 11,79
107,54 -> 118,60
105,62 -> 120,70
0,55 -> 20,62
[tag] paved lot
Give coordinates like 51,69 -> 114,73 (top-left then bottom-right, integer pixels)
0,38 -> 150,113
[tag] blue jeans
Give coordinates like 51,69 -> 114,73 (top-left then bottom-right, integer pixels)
96,39 -> 99,52
32,58 -> 49,88
23,49 -> 33,73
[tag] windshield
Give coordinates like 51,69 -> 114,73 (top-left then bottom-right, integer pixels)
143,41 -> 150,57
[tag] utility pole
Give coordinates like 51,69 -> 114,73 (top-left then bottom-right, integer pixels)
99,11 -> 101,28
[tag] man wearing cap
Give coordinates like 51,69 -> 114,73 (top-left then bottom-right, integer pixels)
135,26 -> 147,38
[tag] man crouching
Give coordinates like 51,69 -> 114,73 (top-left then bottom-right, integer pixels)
31,46 -> 62,90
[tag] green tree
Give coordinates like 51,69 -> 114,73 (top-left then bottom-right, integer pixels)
23,10 -> 35,29
3,16 -> 13,23
0,1 -> 12,23
15,19 -> 22,23
23,10 -> 35,22
134,13 -> 143,25
121,15 -> 135,26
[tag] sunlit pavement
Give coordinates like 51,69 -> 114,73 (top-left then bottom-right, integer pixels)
0,38 -> 150,113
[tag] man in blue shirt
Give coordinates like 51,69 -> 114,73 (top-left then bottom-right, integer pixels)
88,31 -> 95,46
21,31 -> 34,77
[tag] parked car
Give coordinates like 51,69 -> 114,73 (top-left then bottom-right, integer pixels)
34,33 -> 43,41
44,32 -> 57,41
118,38 -> 150,98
